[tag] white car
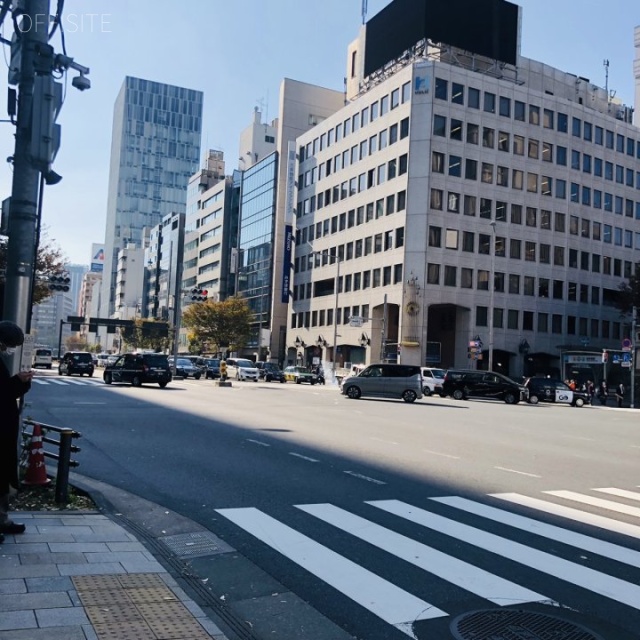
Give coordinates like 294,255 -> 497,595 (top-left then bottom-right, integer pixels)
225,358 -> 259,381
421,367 -> 446,396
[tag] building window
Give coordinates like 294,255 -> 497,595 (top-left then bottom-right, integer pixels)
427,263 -> 440,284
444,266 -> 457,286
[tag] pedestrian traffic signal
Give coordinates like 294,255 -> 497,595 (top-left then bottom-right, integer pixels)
191,287 -> 208,301
48,274 -> 70,291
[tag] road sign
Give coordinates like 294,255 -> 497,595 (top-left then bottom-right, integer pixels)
612,354 -> 621,364
622,353 -> 632,368
621,338 -> 632,352
349,316 -> 363,327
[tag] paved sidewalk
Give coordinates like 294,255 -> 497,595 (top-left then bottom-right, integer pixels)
0,511 -> 228,640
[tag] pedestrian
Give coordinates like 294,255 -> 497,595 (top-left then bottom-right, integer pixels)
615,382 -> 625,408
0,321 -> 33,543
568,379 -> 576,391
586,380 -> 595,405
599,380 -> 608,405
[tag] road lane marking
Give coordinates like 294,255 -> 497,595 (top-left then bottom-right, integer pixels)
49,379 -> 70,385
423,449 -> 461,460
432,496 -> 640,569
289,452 -> 319,462
559,435 -> 595,442
32,379 -> 49,385
545,490 -> 640,518
594,488 -> 640,502
216,507 -> 446,635
343,471 -> 386,485
370,437 -> 399,445
370,499 -> 640,609
494,466 -> 542,478
246,439 -> 270,447
73,402 -> 106,405
297,503 -> 547,605
65,379 -> 91,385
492,493 -> 640,540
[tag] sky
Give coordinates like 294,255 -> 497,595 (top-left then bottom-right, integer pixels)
0,0 -> 637,265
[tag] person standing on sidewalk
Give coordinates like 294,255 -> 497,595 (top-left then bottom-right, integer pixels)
615,382 -> 626,408
0,321 -> 32,543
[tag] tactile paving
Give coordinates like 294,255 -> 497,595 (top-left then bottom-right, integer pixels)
118,573 -> 166,589
72,575 -> 124,591
75,587 -> 134,607
126,586 -> 178,604
92,620 -> 156,640
135,600 -> 192,620
85,603 -> 143,625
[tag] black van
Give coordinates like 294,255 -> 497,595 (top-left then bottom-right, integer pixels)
103,353 -> 171,388
442,370 -> 526,404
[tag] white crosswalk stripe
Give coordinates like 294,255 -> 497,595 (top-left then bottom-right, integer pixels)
593,487 -> 640,502
544,490 -> 640,518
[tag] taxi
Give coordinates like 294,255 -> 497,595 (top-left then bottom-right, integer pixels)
524,377 -> 589,407
283,366 -> 317,385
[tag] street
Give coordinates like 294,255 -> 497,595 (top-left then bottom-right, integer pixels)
26,371 -> 640,640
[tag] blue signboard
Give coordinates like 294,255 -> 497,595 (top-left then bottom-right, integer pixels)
281,224 -> 293,303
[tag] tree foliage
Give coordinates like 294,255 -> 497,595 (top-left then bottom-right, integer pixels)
182,296 -> 253,354
617,264 -> 640,315
0,229 -> 66,315
120,318 -> 170,352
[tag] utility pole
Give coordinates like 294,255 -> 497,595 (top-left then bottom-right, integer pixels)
632,306 -> 637,409
3,0 -> 51,373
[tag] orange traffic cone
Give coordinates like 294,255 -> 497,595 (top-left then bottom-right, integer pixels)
23,423 -> 51,486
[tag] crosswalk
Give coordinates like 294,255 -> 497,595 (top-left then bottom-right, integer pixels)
32,376 -> 106,386
216,487 -> 640,639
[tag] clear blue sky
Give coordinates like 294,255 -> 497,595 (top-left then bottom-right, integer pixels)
0,0 -> 637,265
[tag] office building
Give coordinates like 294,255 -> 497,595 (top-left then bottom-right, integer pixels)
101,76 -> 203,318
291,0 -> 640,381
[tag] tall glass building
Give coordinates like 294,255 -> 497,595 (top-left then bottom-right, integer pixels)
100,76 -> 203,317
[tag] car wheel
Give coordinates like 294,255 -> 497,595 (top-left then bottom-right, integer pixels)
195,374 -> 201,380
574,397 -> 585,408
132,375 -> 142,387
528,394 -> 540,404
266,374 -> 272,382
280,378 -> 285,383
296,379 -> 301,384
104,373 -> 112,385
47,364 -> 51,370
403,389 -> 417,403
311,380 -> 316,385
504,392 -> 518,404
346,385 -> 361,399
423,388 -> 432,396
159,381 -> 168,388
452,389 -> 465,400
89,372 -> 93,378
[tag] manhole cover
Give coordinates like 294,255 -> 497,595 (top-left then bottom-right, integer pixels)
451,609 -> 604,640
159,531 -> 234,558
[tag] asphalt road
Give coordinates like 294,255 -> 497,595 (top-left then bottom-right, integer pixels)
26,371 -> 640,640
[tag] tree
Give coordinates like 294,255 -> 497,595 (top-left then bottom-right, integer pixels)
182,296 -> 253,354
0,228 -> 66,315
617,264 -> 640,315
119,319 -> 170,352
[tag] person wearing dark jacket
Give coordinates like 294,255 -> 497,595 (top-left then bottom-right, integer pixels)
0,321 -> 32,543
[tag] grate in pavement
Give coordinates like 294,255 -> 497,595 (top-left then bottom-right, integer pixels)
159,530 -> 234,559
451,610 -> 604,640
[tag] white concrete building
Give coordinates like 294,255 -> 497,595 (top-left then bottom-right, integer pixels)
291,4 -> 640,382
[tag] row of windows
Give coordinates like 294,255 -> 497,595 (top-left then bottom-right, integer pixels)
434,77 -> 640,160
294,227 -> 405,275
197,208 -> 221,228
299,81 -> 411,162
474,306 -> 622,341
299,117 -> 410,189
425,263 -> 620,305
430,151 -> 640,220
433,114 -> 640,189
297,155 -> 408,217
295,190 -> 406,245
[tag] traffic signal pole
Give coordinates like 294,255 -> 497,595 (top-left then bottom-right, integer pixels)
3,0 -> 51,369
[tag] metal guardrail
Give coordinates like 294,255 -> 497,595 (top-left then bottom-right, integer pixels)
22,419 -> 82,503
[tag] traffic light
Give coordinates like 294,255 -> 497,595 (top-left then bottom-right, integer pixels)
48,274 -> 70,292
602,350 -> 608,363
30,74 -> 63,173
67,315 -> 84,332
191,287 -> 208,301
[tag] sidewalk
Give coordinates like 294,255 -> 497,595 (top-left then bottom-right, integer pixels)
0,510 -> 228,640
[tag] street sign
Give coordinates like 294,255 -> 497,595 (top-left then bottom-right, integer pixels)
622,353 -> 632,368
621,338 -> 632,352
612,354 -> 621,364
349,316 -> 364,327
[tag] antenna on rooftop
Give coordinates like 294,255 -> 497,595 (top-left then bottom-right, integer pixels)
603,59 -> 610,102
362,0 -> 368,24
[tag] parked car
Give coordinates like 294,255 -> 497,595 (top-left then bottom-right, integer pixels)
169,357 -> 202,379
421,367 -> 446,396
58,351 -> 95,377
260,362 -> 286,383
524,377 -> 588,407
284,366 -> 317,384
196,357 -> 220,379
103,353 -> 171,388
341,364 -> 423,403
32,348 -> 53,369
225,358 -> 259,381
442,370 -> 526,404
95,353 -> 111,368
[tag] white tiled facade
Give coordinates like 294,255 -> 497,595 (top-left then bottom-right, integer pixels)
292,49 -> 640,379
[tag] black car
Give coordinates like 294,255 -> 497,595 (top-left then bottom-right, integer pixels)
103,353 -> 171,388
524,378 -> 588,407
169,357 -> 202,379
59,351 -> 94,377
259,362 -> 286,383
442,370 -> 526,404
196,357 -> 220,379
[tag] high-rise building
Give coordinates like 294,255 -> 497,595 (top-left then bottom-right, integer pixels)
100,76 -> 203,318
291,0 -> 640,383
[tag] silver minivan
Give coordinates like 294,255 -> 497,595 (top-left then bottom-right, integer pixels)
341,364 -> 423,403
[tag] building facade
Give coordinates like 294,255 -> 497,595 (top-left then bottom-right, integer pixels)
101,76 -> 203,319
291,3 -> 640,382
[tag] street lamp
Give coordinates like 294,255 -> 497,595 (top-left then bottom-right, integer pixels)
308,245 -> 341,383
488,221 -> 496,372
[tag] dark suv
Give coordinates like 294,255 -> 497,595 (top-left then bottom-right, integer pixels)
59,351 -> 94,377
259,362 -> 286,383
103,353 -> 171,388
443,370 -> 526,404
196,357 -> 220,380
